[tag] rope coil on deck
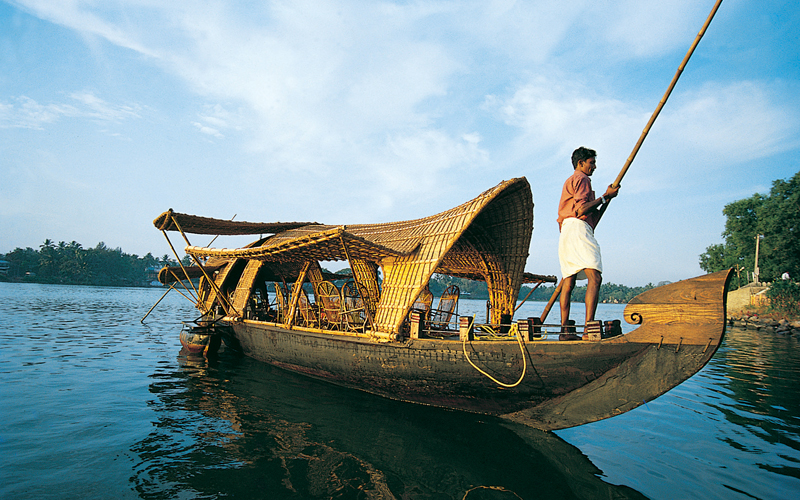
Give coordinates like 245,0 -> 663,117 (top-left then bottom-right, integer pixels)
462,321 -> 527,388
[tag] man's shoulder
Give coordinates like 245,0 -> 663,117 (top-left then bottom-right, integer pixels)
565,169 -> 590,185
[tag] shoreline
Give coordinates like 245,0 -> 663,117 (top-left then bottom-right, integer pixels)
728,308 -> 800,334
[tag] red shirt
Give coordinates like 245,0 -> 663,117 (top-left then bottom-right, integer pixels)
557,170 -> 599,230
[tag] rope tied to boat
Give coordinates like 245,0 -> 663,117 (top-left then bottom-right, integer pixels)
462,320 -> 527,388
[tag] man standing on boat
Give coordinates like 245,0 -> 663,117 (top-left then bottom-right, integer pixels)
557,147 -> 619,339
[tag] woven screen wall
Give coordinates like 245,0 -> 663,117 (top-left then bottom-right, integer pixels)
372,177 -> 532,331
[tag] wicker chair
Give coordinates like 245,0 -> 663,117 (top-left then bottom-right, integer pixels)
341,281 -> 368,333
412,286 -> 433,315
429,285 -> 460,330
316,281 -> 341,330
297,288 -> 318,327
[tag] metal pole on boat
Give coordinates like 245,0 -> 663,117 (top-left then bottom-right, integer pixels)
596,0 -> 724,223
161,230 -> 201,300
166,215 -> 237,316
167,269 -> 198,302
141,286 -> 171,323
539,281 -> 562,323
514,281 -> 543,312
141,282 -> 198,323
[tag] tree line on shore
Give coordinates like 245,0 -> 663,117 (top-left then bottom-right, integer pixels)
0,240 -> 186,287
2,240 -> 656,303
427,274 -> 657,304
699,169 -> 799,287
699,169 -> 800,319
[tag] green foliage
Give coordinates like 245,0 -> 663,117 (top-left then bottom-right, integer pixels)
1,240 -> 177,287
428,274 -> 491,298
766,280 -> 800,318
700,170 -> 800,284
428,274 -> 654,304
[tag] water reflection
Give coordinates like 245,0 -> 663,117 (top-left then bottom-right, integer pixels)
132,349 -> 646,499
711,327 -> 800,465
7,283 -> 796,499
559,326 -> 800,500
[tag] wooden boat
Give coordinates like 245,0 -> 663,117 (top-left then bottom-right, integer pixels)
152,177 -> 732,431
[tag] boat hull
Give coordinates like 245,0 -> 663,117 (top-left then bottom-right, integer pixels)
218,270 -> 732,430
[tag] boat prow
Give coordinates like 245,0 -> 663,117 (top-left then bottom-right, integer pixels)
504,269 -> 732,430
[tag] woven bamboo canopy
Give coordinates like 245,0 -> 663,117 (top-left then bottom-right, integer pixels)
154,177 -> 536,333
153,209 -> 315,235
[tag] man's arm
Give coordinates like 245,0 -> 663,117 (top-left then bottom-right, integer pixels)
576,183 -> 620,217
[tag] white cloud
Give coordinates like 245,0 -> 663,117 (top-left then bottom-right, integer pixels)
69,91 -> 141,121
660,80 -> 800,162
192,121 -> 222,138
484,76 -> 650,172
598,0 -> 711,58
0,96 -> 73,129
486,76 -> 798,178
0,92 -> 140,129
6,0 -> 722,182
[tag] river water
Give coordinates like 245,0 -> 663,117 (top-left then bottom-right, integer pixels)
1,282 -> 798,499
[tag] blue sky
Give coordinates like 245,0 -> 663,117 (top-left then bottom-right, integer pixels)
1,0 -> 798,286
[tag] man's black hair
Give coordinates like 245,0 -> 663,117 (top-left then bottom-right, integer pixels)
571,147 -> 597,169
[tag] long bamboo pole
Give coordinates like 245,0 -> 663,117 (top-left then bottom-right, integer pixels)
539,281 -> 562,323
598,0 -> 723,222
541,0 -> 724,323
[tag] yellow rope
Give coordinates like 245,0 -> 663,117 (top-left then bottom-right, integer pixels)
462,321 -> 527,388
462,485 -> 523,499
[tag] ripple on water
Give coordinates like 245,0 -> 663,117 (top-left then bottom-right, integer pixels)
2,284 -> 799,500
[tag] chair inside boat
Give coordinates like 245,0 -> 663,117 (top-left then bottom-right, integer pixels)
411,285 -> 433,318
316,281 -> 341,330
340,281 -> 367,332
247,282 -> 271,321
402,285 -> 433,336
297,288 -> 318,327
429,285 -> 460,331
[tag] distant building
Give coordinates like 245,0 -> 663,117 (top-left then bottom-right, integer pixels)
0,260 -> 9,275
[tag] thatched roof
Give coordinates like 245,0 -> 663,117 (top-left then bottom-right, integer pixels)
158,264 -> 223,284
156,177 -> 535,332
153,209 -> 315,235
185,225 -> 421,262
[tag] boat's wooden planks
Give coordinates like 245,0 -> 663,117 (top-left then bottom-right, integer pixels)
627,270 -> 728,305
621,269 -> 731,345
216,269 -> 733,431
505,342 -> 716,430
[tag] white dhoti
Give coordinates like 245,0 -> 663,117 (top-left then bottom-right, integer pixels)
558,217 -> 602,281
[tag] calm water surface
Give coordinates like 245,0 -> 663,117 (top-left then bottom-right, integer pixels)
1,283 -> 798,499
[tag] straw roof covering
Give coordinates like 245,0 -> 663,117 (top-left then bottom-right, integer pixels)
153,209 -> 315,235
158,264 -> 223,284
161,177 -> 534,333
185,225 -> 420,262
